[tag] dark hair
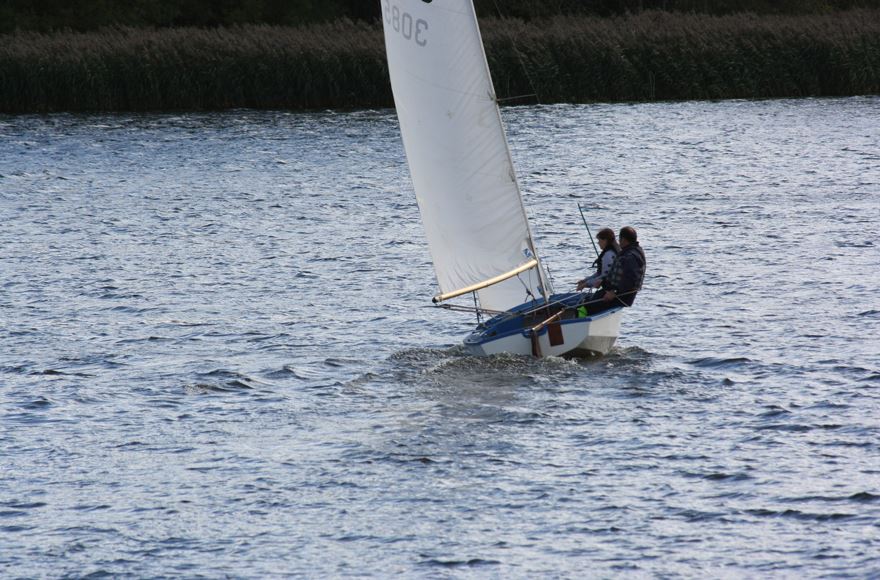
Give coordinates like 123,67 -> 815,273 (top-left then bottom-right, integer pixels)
619,226 -> 637,244
596,228 -> 614,241
597,228 -> 621,254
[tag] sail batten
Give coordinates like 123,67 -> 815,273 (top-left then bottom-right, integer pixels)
382,0 -> 551,312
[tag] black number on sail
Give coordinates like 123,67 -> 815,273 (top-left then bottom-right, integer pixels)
383,1 -> 429,47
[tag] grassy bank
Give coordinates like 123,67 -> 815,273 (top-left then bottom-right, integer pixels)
1,10 -> 878,113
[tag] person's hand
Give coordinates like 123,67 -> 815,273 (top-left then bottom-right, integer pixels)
603,290 -> 616,302
576,279 -> 587,291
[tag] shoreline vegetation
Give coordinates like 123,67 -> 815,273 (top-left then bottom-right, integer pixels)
1,10 -> 878,114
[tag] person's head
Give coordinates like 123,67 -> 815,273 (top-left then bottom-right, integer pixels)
619,226 -> 637,247
596,228 -> 616,250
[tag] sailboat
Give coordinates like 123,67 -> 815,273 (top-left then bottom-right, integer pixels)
381,0 -> 623,357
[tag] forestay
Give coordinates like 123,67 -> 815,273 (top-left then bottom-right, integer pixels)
381,0 -> 551,312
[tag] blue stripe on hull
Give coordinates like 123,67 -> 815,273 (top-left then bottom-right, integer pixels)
464,292 -> 622,347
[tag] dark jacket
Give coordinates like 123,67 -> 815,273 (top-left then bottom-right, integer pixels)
602,242 -> 646,307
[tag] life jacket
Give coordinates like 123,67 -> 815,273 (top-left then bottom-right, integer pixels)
629,244 -> 646,291
591,247 -> 617,277
602,242 -> 645,294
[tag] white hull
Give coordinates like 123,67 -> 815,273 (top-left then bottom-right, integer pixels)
464,308 -> 623,358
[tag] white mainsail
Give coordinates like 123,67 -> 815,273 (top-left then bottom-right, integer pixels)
381,0 -> 552,312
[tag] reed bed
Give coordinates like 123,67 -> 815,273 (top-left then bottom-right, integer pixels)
484,10 -> 880,102
0,21 -> 390,112
1,10 -> 877,113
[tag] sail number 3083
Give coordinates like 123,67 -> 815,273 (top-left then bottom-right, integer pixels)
383,1 -> 428,47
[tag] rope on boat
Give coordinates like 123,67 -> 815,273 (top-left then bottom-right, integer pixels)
432,290 -> 637,321
472,291 -> 482,324
496,94 -> 538,103
433,303 -> 504,316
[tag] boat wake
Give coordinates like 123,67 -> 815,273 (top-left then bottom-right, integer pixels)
381,344 -> 660,388
341,344 -> 667,402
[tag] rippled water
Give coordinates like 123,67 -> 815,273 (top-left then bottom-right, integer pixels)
1,97 -> 879,577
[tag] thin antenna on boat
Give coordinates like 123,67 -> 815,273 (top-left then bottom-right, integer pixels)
577,203 -> 601,260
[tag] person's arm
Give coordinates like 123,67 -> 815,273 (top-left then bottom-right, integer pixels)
577,273 -> 598,291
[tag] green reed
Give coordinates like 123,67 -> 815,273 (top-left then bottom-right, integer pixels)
1,11 -> 877,113
483,10 -> 880,102
0,21 -> 390,113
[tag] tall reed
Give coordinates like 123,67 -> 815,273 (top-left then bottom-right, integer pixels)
0,21 -> 391,112
483,10 -> 880,102
0,10 -> 877,113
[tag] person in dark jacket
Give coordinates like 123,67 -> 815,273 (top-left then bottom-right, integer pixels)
585,226 -> 646,314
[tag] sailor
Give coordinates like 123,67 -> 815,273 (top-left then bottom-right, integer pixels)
577,228 -> 620,291
586,226 -> 646,313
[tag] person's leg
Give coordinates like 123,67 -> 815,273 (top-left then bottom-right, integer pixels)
584,291 -> 617,315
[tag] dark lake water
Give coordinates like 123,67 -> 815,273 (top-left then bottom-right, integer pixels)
1,97 -> 879,577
